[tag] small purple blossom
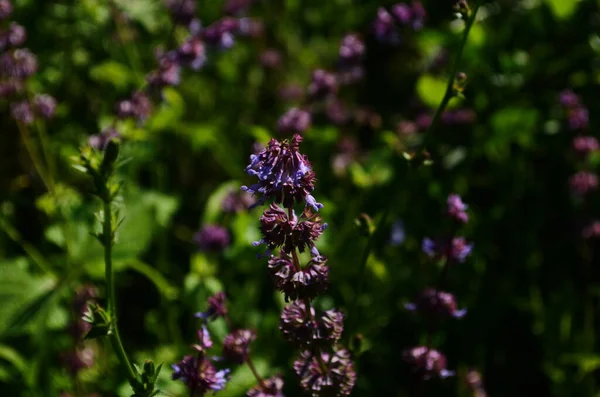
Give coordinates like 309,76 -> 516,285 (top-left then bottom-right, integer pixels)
441,108 -> 476,125
10,100 -> 34,124
259,49 -> 282,69
237,17 -> 264,38
0,22 -> 26,49
33,94 -> 57,120
422,237 -> 473,263
247,375 -> 284,397
373,7 -> 398,44
568,107 -> 589,130
224,0 -> 254,15
62,347 -> 96,375
572,136 -> 599,156
559,89 -> 580,108
0,0 -> 12,20
164,0 -> 196,26
277,107 -> 312,135
307,69 -> 337,99
192,326 -> 214,352
116,91 -> 152,121
88,128 -> 121,150
221,189 -> 255,213
177,36 -> 206,70
201,18 -> 238,49
447,194 -> 469,224
280,301 -> 344,347
195,291 -> 228,321
223,329 -> 256,363
172,355 -> 230,394
241,134 -> 323,211
293,349 -> 356,397
339,34 -> 365,66
569,171 -> 598,196
404,346 -> 454,379
147,52 -> 181,89
194,224 -> 230,252
0,48 -> 37,78
405,288 -> 466,318
268,253 -> 329,301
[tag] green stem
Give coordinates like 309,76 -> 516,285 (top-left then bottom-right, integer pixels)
103,200 -> 138,384
246,355 -> 267,390
420,5 -> 480,154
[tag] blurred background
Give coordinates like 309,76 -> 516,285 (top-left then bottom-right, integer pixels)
1,0 -> 600,396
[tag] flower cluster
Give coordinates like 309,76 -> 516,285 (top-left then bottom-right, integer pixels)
91,0 -> 261,147
194,224 -> 231,252
559,90 -> 600,238
406,194 -> 473,379
0,1 -> 56,124
171,323 -> 230,395
243,135 -> 356,396
373,2 -> 425,45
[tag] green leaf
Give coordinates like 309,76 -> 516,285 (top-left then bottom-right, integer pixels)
113,0 -> 166,33
125,260 -> 178,300
217,357 -> 270,397
545,0 -> 578,19
89,61 -> 133,90
0,344 -> 31,386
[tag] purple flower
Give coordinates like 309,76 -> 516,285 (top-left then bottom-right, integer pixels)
260,49 -> 282,69
568,107 -> 589,130
569,171 -> 598,196
404,346 -> 454,379
0,48 -> 37,78
88,128 -> 121,150
373,7 -> 398,44
559,89 -> 580,108
325,100 -> 351,126
201,18 -> 238,49
582,221 -> 600,239
339,34 -> 365,66
0,79 -> 22,97
177,36 -> 206,70
10,100 -> 34,124
441,109 -> 476,125
116,91 -> 152,121
242,134 -> 323,211
247,375 -> 284,397
422,237 -> 473,263
409,1 -> 426,30
194,224 -> 230,252
224,0 -> 254,15
391,4 -> 412,24
195,291 -> 228,321
147,52 -> 181,89
572,136 -> 599,156
33,94 -> 57,120
278,84 -> 304,102
405,288 -> 466,318
447,194 -> 469,224
268,253 -> 329,301
293,349 -> 356,397
192,326 -> 214,352
221,189 -> 255,213
0,22 -> 26,50
277,107 -> 312,135
62,347 -> 96,375
257,204 -> 326,255
0,0 -> 12,20
307,69 -> 337,99
397,120 -> 418,136
237,17 -> 264,38
172,355 -> 230,394
164,0 -> 196,26
223,329 -> 256,363
280,301 -> 343,348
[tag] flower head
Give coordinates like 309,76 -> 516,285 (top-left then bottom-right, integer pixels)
569,171 -> 598,196
172,355 -> 230,394
223,329 -> 256,363
268,253 -> 329,301
0,22 -> 26,49
164,0 -> 196,26
257,204 -> 326,254
194,224 -> 230,252
116,91 -> 152,121
559,89 -> 580,108
195,291 -> 228,321
277,107 -> 312,135
422,237 -> 473,263
339,34 -> 365,66
568,107 -> 589,130
404,346 -> 454,379
405,288 -> 466,318
242,134 -> 323,211
192,325 -> 214,352
33,94 -> 57,120
247,375 -> 284,397
0,0 -> 12,20
572,136 -> 599,157
10,100 -> 33,124
89,128 -> 121,150
0,48 -> 37,78
201,17 -> 238,49
177,36 -> 206,70
280,301 -> 343,347
447,194 -> 469,224
293,349 -> 356,397
221,189 -> 255,213
307,69 -> 337,99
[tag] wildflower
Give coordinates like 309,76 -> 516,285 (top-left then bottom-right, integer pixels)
257,204 -> 326,254
0,22 -> 26,49
223,329 -> 256,363
259,49 -> 282,69
277,107 -> 312,135
194,224 -> 230,252
373,7 -> 398,44
422,237 -> 473,263
0,0 -> 12,20
325,100 -> 351,125
447,194 -> 469,223
559,89 -> 580,108
405,288 -> 466,318
0,79 -> 21,97
147,52 -> 181,89
88,128 -> 121,150
172,355 -> 230,394
268,252 -> 329,301
116,91 -> 152,121
404,346 -> 454,379
280,301 -> 343,347
221,189 -> 255,213
224,0 -> 254,15
293,349 -> 356,397
242,134 -> 323,211
569,171 -> 598,196
397,121 -> 418,136
33,94 -> 57,120
278,84 -> 304,101
568,107 -> 589,130
10,100 -> 33,124
201,18 -> 238,49
177,36 -> 206,70
192,326 -> 214,352
307,69 -> 337,99
237,17 -> 264,38
339,34 -> 365,66
195,291 -> 228,321
572,136 -> 599,156
247,375 -> 285,397
0,48 -> 37,78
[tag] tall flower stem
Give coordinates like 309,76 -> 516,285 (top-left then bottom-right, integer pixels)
103,199 -> 137,384
246,355 -> 266,389
351,3 -> 480,335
